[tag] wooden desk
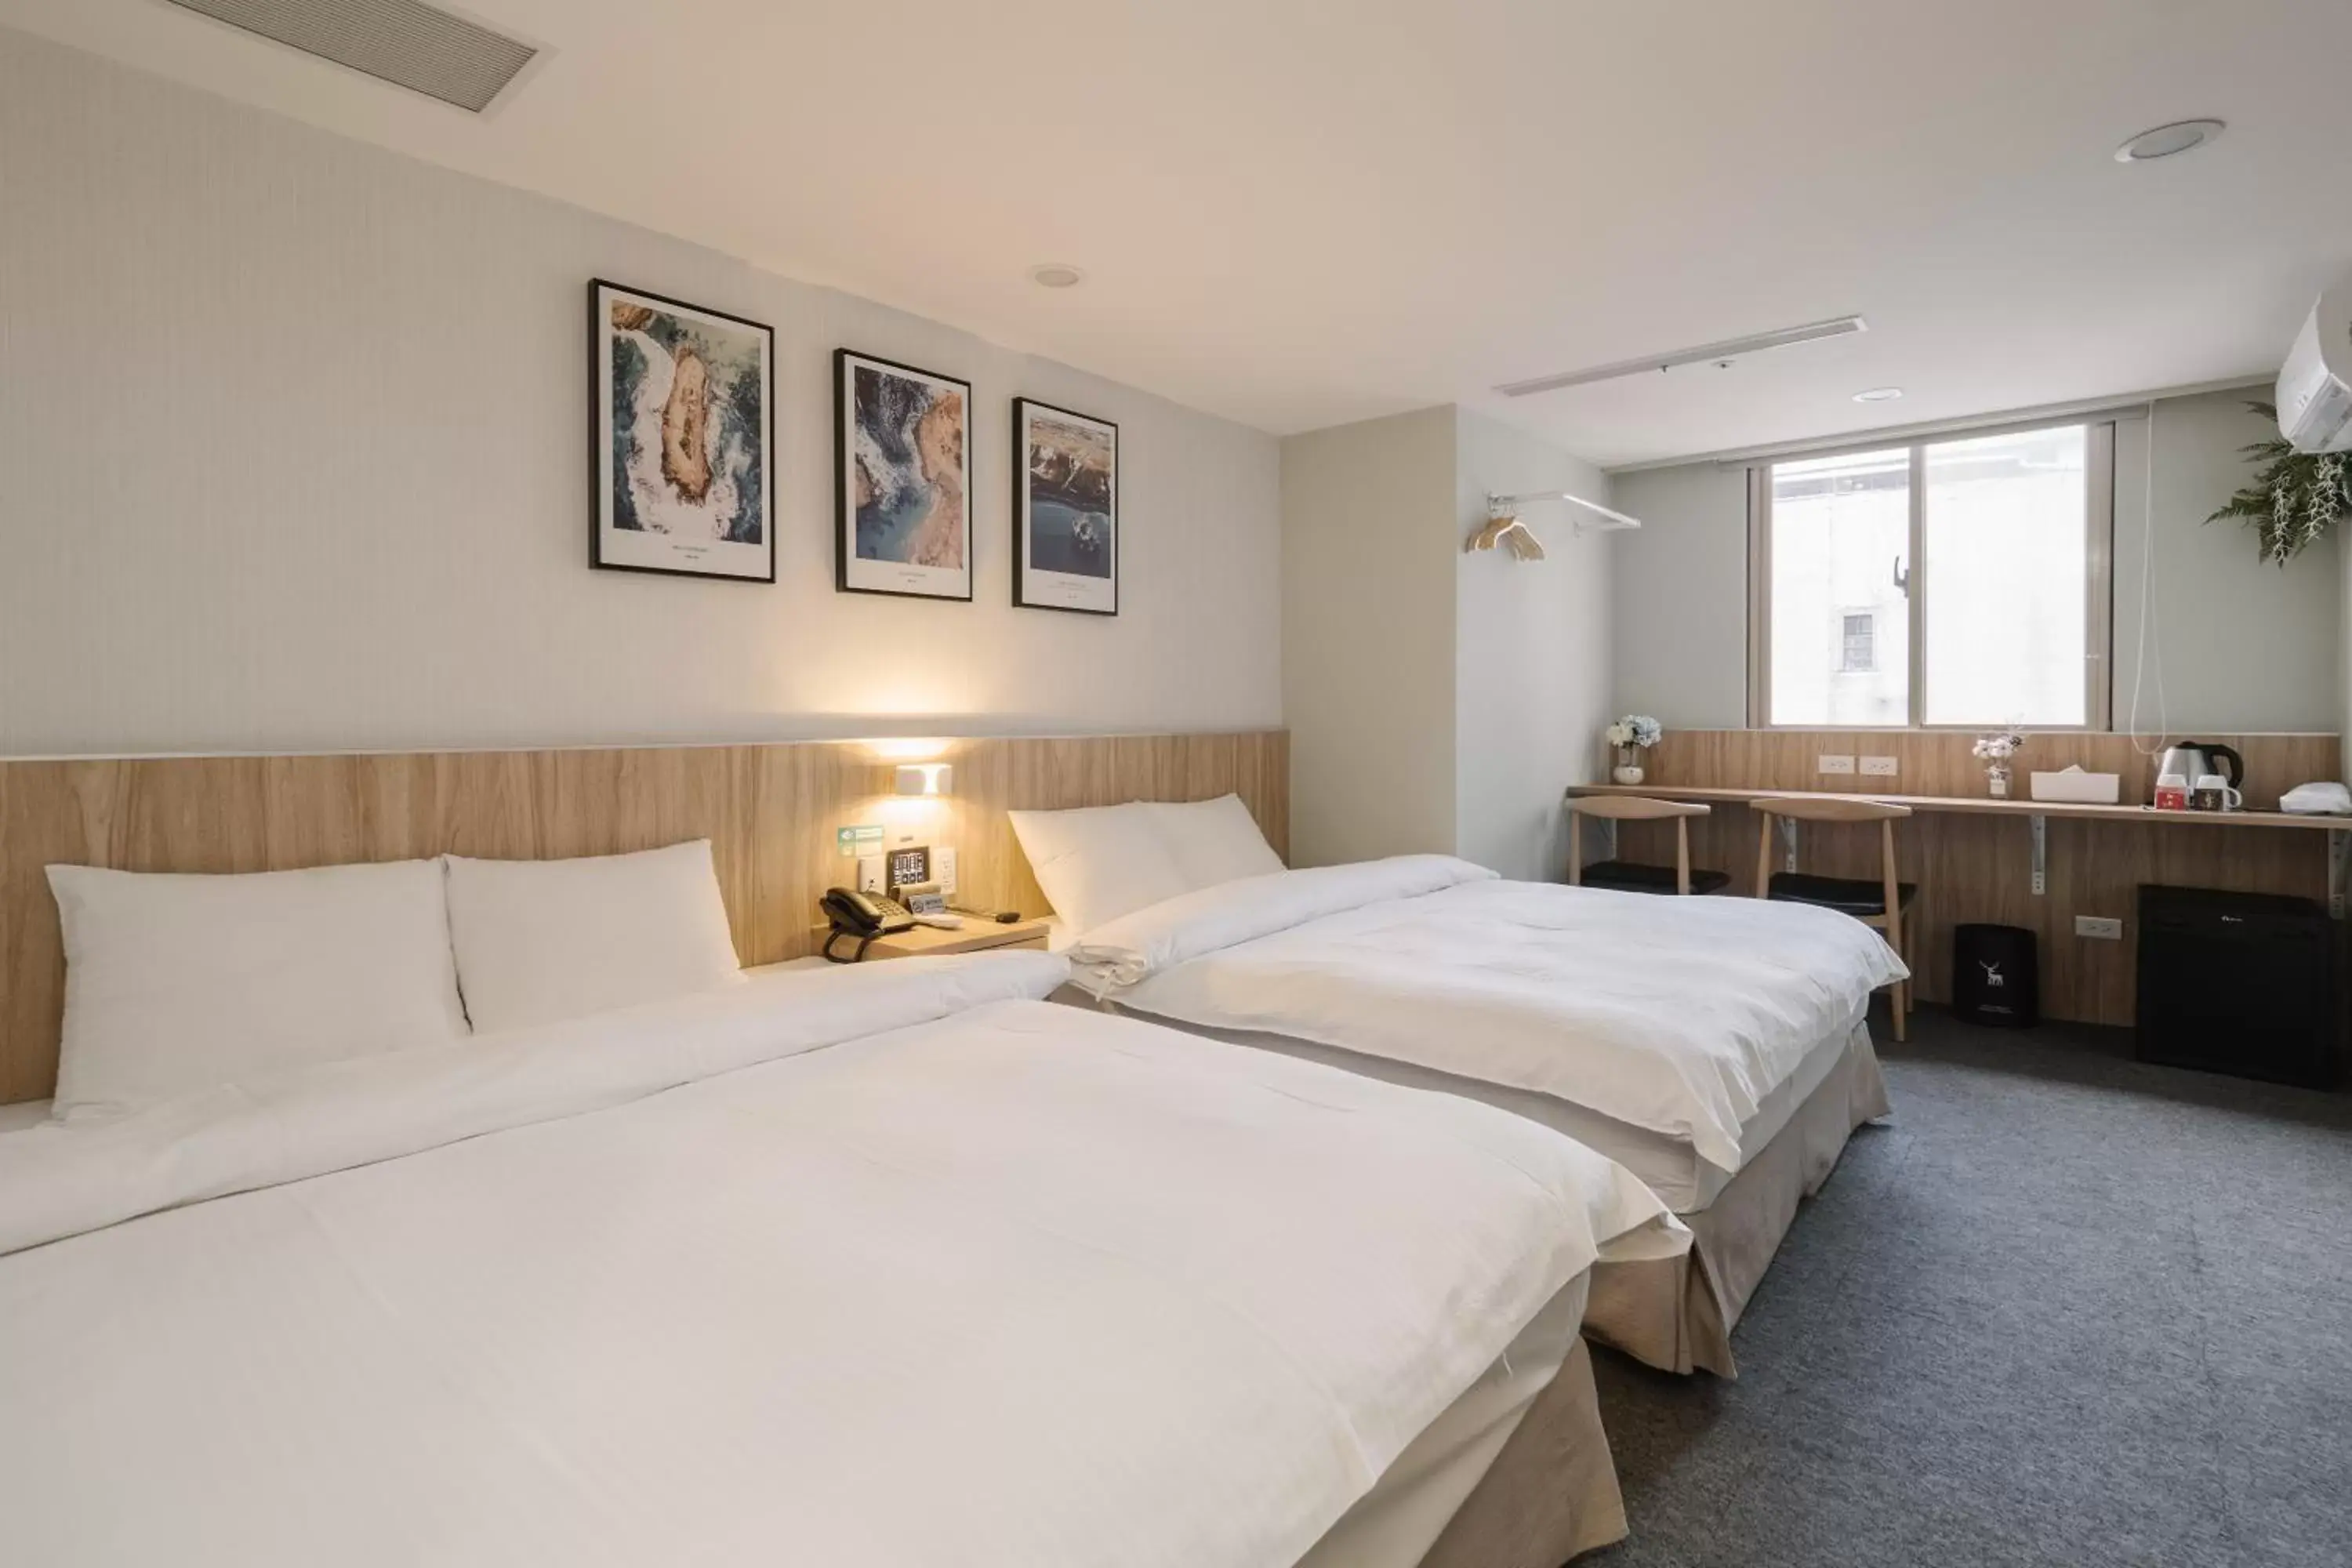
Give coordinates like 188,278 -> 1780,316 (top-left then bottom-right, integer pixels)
1563,782 -> 2349,1026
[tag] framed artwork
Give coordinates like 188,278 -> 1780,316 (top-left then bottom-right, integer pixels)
590,280 -> 774,582
836,349 -> 973,601
1012,398 -> 1119,615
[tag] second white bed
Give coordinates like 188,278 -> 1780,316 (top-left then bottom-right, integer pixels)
1055,854 -> 1907,1375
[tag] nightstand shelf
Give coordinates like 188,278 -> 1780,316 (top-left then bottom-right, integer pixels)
813,916 -> 1051,963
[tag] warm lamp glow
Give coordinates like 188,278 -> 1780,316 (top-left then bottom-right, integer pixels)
895,763 -> 953,797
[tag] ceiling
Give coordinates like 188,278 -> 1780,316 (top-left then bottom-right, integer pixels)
7,0 -> 2350,466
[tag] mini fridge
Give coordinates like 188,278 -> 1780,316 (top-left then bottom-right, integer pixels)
2135,884 -> 2336,1089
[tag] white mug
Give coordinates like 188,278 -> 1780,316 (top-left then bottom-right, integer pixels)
2193,773 -> 2242,811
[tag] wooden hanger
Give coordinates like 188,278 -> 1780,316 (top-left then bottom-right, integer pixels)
1465,510 -> 1547,561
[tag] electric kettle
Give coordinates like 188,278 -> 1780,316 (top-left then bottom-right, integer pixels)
2155,742 -> 2244,795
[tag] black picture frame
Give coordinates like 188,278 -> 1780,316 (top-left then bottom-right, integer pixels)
1011,397 -> 1120,616
589,279 -> 776,583
834,348 -> 975,601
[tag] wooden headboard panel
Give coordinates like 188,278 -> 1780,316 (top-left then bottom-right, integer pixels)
0,730 -> 1288,1104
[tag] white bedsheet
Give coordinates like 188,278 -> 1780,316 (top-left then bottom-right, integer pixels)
0,951 -> 1680,1568
1076,858 -> 1908,1174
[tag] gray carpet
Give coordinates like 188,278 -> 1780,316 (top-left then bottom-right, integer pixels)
1588,1005 -> 2352,1568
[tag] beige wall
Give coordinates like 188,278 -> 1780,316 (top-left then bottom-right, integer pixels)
0,30 -> 1280,757
1282,406 -> 1613,877
1609,387 -> 2343,739
1454,410 -> 1613,881
1280,408 -> 1460,867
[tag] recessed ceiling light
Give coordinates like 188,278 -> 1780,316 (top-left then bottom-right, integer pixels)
1853,387 -> 1904,403
2114,119 -> 2225,163
1029,263 -> 1085,289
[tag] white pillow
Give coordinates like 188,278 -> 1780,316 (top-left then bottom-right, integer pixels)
1006,803 -> 1194,939
442,840 -> 742,1034
1142,795 -> 1286,890
47,859 -> 469,1120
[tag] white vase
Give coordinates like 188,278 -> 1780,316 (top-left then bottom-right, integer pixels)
1987,764 -> 2010,799
1613,763 -> 1646,786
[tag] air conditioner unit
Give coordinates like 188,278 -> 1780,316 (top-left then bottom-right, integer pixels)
2276,275 -> 2352,453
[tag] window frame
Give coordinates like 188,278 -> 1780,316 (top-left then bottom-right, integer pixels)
1746,419 -> 2114,731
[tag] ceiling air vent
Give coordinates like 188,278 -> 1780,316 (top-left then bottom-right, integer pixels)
163,0 -> 538,114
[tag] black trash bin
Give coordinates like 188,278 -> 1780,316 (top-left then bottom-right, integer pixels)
1951,924 -> 2038,1028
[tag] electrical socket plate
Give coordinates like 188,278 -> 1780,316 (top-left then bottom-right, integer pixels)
855,854 -> 884,895
1817,754 -> 1857,775
1860,755 -> 1898,776
935,846 -> 958,896
2074,915 -> 2123,940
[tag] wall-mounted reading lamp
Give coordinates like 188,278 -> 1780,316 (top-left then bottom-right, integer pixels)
895,763 -> 953,797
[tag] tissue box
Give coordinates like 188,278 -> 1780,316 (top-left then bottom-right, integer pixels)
2029,769 -> 2122,804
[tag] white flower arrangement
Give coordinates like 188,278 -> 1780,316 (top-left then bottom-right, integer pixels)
1605,714 -> 1664,750
1971,724 -> 2027,762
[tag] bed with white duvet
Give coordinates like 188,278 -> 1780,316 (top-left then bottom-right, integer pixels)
0,949 -> 1682,1568
1017,815 -> 1907,1377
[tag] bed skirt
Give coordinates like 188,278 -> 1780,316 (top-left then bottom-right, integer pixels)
1299,1276 -> 1627,1567
1582,1029 -> 1890,1377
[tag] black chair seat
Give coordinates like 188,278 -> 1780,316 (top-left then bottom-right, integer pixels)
1767,870 -> 1918,917
1580,859 -> 1732,896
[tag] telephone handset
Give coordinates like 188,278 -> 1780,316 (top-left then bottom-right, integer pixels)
821,887 -> 913,962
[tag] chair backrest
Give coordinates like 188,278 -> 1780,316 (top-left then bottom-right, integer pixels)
1748,795 -> 1907,920
1745,795 -> 1911,824
1567,795 -> 1711,822
1568,795 -> 1711,894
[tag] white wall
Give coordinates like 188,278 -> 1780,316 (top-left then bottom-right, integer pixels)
2111,389 -> 2340,735
0,30 -> 1279,757
1454,411 -> 1613,880
1608,463 -> 1752,728
1280,408 -> 1458,867
1610,387 -> 2344,736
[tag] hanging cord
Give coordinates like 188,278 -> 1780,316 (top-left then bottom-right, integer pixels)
2125,399 -> 2171,755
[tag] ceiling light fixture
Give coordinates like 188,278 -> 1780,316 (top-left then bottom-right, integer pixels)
2114,119 -> 2225,163
1497,316 -> 1867,398
1853,387 -> 1904,403
1029,263 -> 1085,289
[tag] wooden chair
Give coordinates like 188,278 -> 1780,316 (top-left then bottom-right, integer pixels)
1567,796 -> 1729,896
1748,796 -> 1917,1040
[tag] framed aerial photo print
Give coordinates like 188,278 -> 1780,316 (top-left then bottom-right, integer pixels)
591,280 -> 775,582
835,349 -> 974,601
1012,398 -> 1118,615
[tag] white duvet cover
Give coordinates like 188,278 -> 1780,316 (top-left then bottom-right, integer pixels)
1076,857 -> 1908,1174
0,951 -> 1679,1568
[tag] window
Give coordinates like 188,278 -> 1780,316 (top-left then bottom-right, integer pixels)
1751,422 -> 2112,728
1839,612 -> 1877,673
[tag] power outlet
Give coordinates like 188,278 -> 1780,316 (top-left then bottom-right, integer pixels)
1817,754 -> 1857,775
2074,915 -> 2124,940
855,854 -> 884,895
934,846 -> 958,897
1860,755 -> 1899,777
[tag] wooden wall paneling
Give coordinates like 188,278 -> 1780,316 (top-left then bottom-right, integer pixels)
0,731 -> 1287,1103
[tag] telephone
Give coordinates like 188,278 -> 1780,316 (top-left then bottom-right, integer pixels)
821,887 -> 913,962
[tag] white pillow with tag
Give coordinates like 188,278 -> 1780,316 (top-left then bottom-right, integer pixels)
1141,795 -> 1287,890
443,840 -> 744,1035
1009,797 -> 1284,938
1007,803 -> 1195,939
48,859 -> 470,1120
